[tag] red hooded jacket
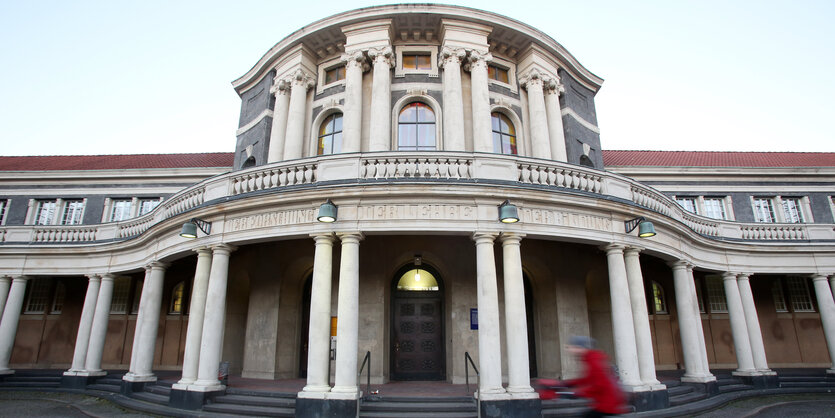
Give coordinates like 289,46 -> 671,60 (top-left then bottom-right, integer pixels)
565,350 -> 627,414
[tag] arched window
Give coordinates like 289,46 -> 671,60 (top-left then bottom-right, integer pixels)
241,156 -> 256,169
170,281 -> 185,314
579,155 -> 595,168
651,281 -> 667,314
317,113 -> 343,155
491,112 -> 517,155
398,102 -> 436,151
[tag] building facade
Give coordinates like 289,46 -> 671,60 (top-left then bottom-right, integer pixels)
1,4 -> 834,417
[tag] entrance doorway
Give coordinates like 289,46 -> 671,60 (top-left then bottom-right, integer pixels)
391,262 -> 445,380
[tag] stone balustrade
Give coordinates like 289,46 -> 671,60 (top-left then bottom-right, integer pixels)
0,152 -> 832,245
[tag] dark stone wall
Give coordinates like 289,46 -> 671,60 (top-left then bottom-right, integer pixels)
234,72 -> 276,169
810,192 -> 834,223
0,192 -> 172,226
558,69 -> 603,169
392,74 -> 442,84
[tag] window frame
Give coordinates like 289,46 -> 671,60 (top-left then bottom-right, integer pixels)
650,281 -> 668,315
484,56 -> 518,93
60,199 -> 85,225
0,198 -> 8,225
394,45 -> 439,78
397,102 -> 438,152
676,196 -> 698,214
110,199 -> 133,222
490,112 -> 518,155
33,199 -> 57,225
110,276 -> 132,314
781,197 -> 805,223
752,197 -> 777,223
169,281 -> 187,314
705,275 -> 728,313
316,57 -> 348,91
317,112 -> 344,155
24,278 -> 51,314
137,198 -> 160,216
786,276 -> 815,312
702,197 -> 727,220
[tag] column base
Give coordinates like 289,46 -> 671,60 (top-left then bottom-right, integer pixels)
480,398 -> 541,418
681,373 -> 716,384
738,373 -> 779,389
328,388 -> 360,400
61,374 -> 94,389
122,373 -> 157,383
682,380 -> 719,397
627,388 -> 669,412
826,368 -> 835,376
169,387 -> 223,410
295,397 -> 357,418
731,370 -> 759,377
0,369 -> 14,376
121,379 -> 151,395
299,385 -> 331,398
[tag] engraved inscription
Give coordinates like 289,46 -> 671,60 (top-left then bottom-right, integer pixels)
519,208 -> 612,231
227,209 -> 315,232
357,204 -> 475,221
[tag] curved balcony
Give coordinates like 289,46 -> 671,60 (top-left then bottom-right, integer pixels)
0,152 -> 833,246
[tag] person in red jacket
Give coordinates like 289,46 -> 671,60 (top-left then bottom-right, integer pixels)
563,336 -> 627,417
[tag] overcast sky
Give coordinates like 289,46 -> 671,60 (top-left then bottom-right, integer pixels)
1,0 -> 833,156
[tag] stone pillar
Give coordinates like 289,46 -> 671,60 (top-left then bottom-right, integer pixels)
669,262 -> 712,382
623,247 -> 662,388
468,51 -> 495,154
174,248 -> 213,387
686,265 -> 711,374
722,273 -> 756,374
67,275 -> 101,373
301,234 -> 336,395
544,77 -> 567,162
0,276 -> 28,374
602,245 -> 644,388
331,232 -> 364,398
811,274 -> 835,374
83,274 -> 115,374
128,267 -> 152,375
126,262 -> 167,382
472,232 -> 508,399
736,274 -> 772,373
439,47 -> 467,151
521,69 -> 552,160
267,79 -> 291,163
341,51 -> 365,153
193,244 -> 236,391
283,69 -> 315,160
368,47 -> 394,152
830,275 -> 835,300
0,276 -> 11,324
500,233 -> 536,397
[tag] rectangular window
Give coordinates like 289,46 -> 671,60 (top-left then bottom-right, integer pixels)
705,276 -> 728,313
324,66 -> 346,84
753,197 -> 776,223
131,278 -> 144,314
110,277 -> 132,314
110,199 -> 132,221
0,199 -> 7,225
61,200 -> 84,225
487,65 -> 509,83
35,200 -> 57,225
703,198 -> 727,220
402,53 -> 431,70
772,280 -> 788,312
781,197 -> 804,223
50,282 -> 65,314
24,278 -> 51,314
676,197 -> 697,214
786,276 -> 814,312
138,199 -> 160,216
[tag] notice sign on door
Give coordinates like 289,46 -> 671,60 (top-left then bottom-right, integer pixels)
470,308 -> 478,330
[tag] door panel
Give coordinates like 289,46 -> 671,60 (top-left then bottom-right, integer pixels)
392,297 -> 444,380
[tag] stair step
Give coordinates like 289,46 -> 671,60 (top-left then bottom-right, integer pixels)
213,394 -> 295,408
368,396 -> 473,403
669,391 -> 708,406
715,378 -> 742,386
202,402 -> 295,417
87,383 -> 121,393
718,384 -> 751,393
146,385 -> 171,396
0,381 -> 60,388
360,413 -> 476,418
779,381 -> 835,388
131,391 -> 169,405
95,378 -> 124,385
541,406 -> 591,417
666,385 -> 695,396
361,401 -> 475,412
4,376 -> 62,382
226,388 -> 298,398
779,376 -> 830,382
541,398 -> 589,409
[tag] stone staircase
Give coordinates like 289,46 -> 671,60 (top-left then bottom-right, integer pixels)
359,395 -> 477,418
0,370 -> 61,389
541,397 -> 592,417
86,372 -> 124,393
202,388 -> 296,417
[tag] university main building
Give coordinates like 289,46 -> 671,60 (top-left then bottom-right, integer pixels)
1,4 -> 834,417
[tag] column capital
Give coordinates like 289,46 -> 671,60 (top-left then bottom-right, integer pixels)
438,46 -> 467,68
600,243 -> 625,254
11,275 -> 30,282
336,231 -> 364,244
623,246 -> 644,256
667,260 -> 689,270
145,261 -> 169,271
341,50 -> 369,72
737,273 -> 752,281
472,231 -> 498,244
100,273 -> 117,281
465,49 -> 492,71
543,76 -> 565,95
811,274 -> 830,283
368,46 -> 395,68
310,232 -> 336,244
499,232 -> 525,244
193,246 -> 213,256
85,274 -> 102,281
722,272 -> 740,281
519,68 -> 544,89
270,77 -> 290,96
210,243 -> 237,255
0,276 -> 11,283
289,68 -> 316,89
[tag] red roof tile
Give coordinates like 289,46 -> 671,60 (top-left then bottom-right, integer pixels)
0,153 -> 234,171
602,150 -> 835,167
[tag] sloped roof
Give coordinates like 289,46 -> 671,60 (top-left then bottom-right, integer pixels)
0,153 -> 235,171
602,150 -> 835,167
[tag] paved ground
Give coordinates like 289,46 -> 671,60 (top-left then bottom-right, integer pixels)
692,393 -> 835,417
0,391 -> 158,417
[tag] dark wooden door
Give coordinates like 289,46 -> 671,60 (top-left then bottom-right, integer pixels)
391,297 -> 444,380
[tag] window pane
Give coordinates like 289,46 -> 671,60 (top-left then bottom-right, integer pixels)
652,282 -> 667,314
505,134 -> 517,155
138,199 -> 159,215
331,132 -> 343,154
772,280 -> 788,312
416,55 -> 431,69
318,134 -> 332,155
782,198 -> 803,223
677,198 -> 697,214
25,278 -> 50,313
111,199 -> 132,221
0,199 -> 8,224
497,67 -> 509,83
402,54 -> 416,69
492,132 -> 503,154
111,277 -> 131,314
325,69 -> 336,84
705,276 -> 728,313
417,125 -> 436,148
62,200 -> 84,225
753,198 -> 775,223
488,66 -> 496,80
398,125 -> 416,149
170,282 -> 185,314
491,113 -> 501,132
399,104 -> 417,123
320,115 -> 334,135
703,198 -> 726,220
332,113 -> 343,133
36,201 -> 56,225
50,282 -> 65,314
787,276 -> 814,312
416,103 -> 435,123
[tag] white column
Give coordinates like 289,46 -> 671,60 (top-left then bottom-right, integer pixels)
301,234 -> 335,395
687,265 -> 712,377
83,274 -> 115,375
128,267 -> 152,375
67,275 -> 101,373
500,233 -> 536,397
127,262 -> 167,381
283,69 -> 314,160
472,232 -> 508,399
830,275 -> 835,300
439,47 -> 466,151
602,245 -> 643,389
267,79 -> 290,163
341,51 -> 365,153
722,272 -> 756,374
0,276 -> 12,325
544,77 -> 567,162
623,247 -> 662,388
0,276 -> 28,374
669,261 -> 712,382
468,51 -> 495,154
737,274 -> 772,373
368,47 -> 394,152
522,69 -> 552,160
174,248 -> 213,388
331,232 -> 364,398
811,274 -> 835,374
193,244 -> 236,391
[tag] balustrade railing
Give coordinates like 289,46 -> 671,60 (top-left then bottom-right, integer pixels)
164,187 -> 205,218
517,162 -> 603,194
230,163 -> 316,195
741,225 -> 806,240
360,156 -> 472,179
33,226 -> 97,243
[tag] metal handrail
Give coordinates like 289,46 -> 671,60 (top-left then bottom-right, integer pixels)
464,352 -> 480,418
357,350 -> 371,395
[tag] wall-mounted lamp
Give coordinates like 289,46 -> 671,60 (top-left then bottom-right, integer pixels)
624,216 -> 656,238
180,218 -> 212,239
498,200 -> 519,223
317,199 -> 338,223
